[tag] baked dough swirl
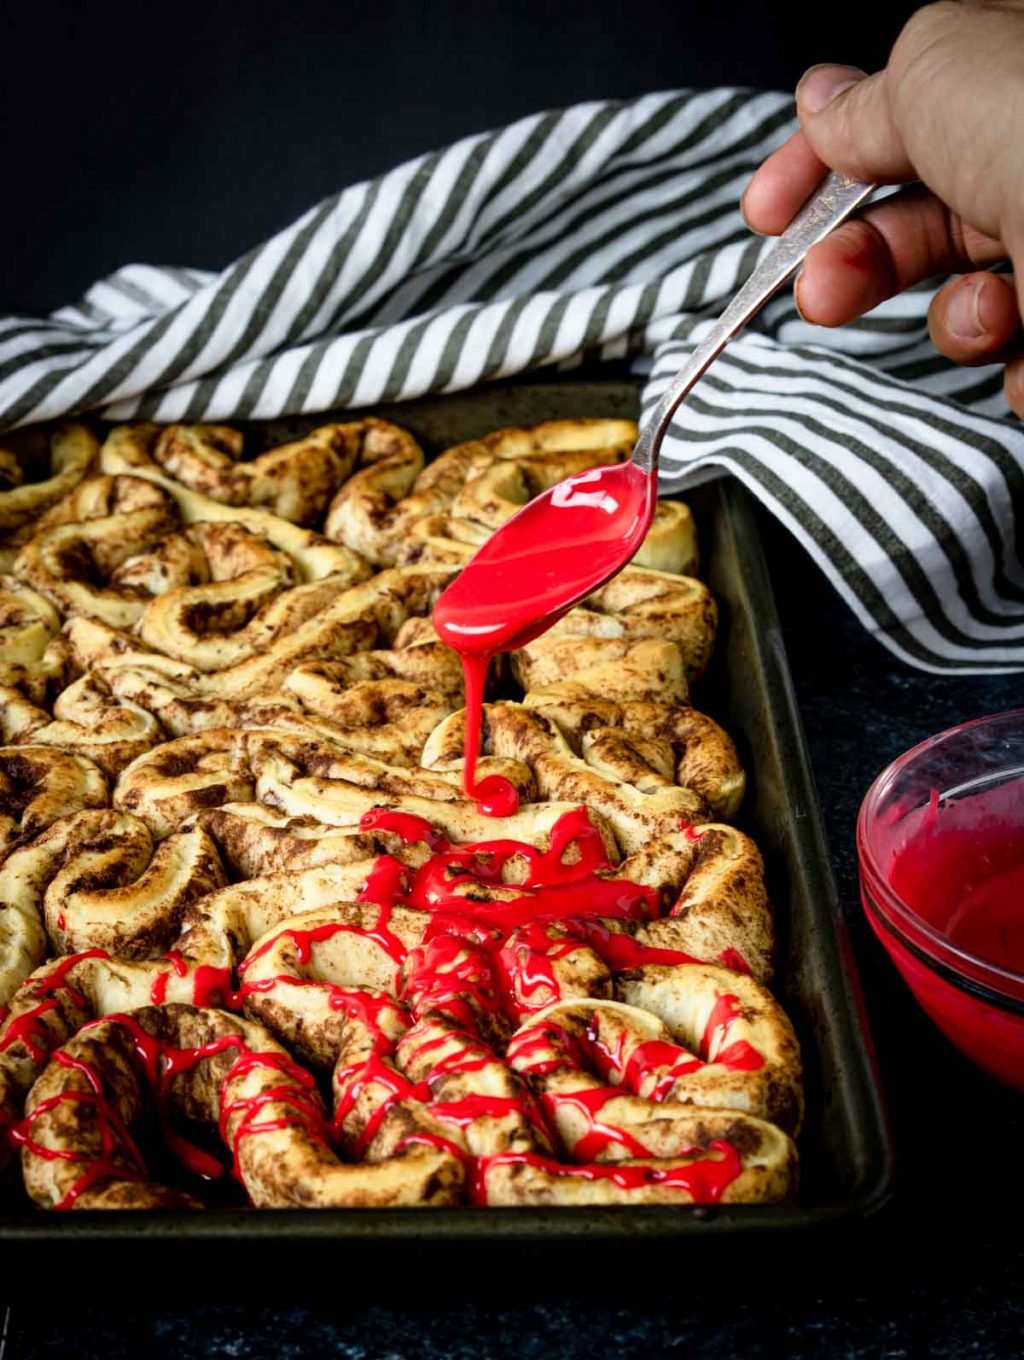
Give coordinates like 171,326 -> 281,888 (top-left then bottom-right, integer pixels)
0,424 -> 98,571
0,809 -> 224,1001
0,747 -> 108,860
227,882 -> 796,1205
103,419 -> 421,526
0,674 -> 161,777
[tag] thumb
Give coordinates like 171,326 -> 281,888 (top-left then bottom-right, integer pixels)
795,65 -> 915,184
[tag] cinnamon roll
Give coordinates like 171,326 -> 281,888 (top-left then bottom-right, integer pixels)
0,747 -> 108,859
104,418 -> 419,526
0,424 -> 98,571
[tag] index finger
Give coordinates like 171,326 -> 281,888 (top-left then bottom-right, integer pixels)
741,130 -> 830,236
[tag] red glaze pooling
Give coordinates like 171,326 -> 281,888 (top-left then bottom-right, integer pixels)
472,774 -> 521,819
717,947 -> 751,974
357,854 -> 412,908
150,952 -> 235,1010
887,781 -> 1024,972
356,806 -> 657,933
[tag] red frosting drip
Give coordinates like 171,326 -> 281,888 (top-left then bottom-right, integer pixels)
699,993 -> 765,1073
333,1050 -> 430,1159
456,654 -> 521,817
358,808 -> 447,849
403,935 -> 504,1030
11,1013 -> 328,1205
472,1140 -> 743,1205
10,1047 -> 148,1209
508,989 -> 764,1119
227,807 -> 755,1197
716,947 -> 751,975
356,806 -> 658,933
219,1049 -> 327,1181
0,950 -> 110,1061
428,1092 -> 533,1132
238,911 -> 409,1003
545,1085 -> 654,1161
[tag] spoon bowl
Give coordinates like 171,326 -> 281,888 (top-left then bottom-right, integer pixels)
432,460 -> 654,654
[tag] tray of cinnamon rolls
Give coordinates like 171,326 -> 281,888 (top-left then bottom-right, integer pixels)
0,380 -> 891,1242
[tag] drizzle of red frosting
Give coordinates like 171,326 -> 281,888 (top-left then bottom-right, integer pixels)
10,1011 -> 327,1204
0,950 -> 110,1061
219,1048 -> 327,1180
150,951 -> 232,1010
458,653 -> 521,816
10,1047 -> 148,1209
471,1140 -> 743,1205
356,806 -> 658,931
2,798 -> 758,1208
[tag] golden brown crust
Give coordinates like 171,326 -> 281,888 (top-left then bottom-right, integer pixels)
3,674 -> 161,778
13,476 -> 183,627
0,746 -> 108,859
0,424 -> 99,568
106,419 -> 423,527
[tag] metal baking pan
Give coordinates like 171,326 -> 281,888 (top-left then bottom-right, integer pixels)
0,379 -> 893,1250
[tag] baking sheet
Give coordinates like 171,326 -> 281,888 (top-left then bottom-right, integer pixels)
0,379 -> 893,1247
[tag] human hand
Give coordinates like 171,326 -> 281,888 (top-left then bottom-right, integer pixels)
742,1 -> 1024,414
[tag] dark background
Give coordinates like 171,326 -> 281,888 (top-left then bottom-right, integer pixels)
1,0 -> 922,316
7,2 -> 1024,1356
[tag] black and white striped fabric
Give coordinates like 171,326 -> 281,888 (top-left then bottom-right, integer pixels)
1,89 -> 1022,672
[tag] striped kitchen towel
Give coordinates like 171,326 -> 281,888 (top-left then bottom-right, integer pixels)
1,89 -> 1021,673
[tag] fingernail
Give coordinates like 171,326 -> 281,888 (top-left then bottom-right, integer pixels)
793,269 -> 809,322
797,64 -> 866,114
947,277 -> 987,340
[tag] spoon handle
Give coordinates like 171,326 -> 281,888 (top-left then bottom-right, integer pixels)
632,171 -> 876,477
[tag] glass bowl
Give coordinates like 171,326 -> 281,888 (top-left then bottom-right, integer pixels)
857,709 -> 1024,1087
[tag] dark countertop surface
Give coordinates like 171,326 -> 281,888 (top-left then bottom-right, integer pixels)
9,489 -> 1022,1358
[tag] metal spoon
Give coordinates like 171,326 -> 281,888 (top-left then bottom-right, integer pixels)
632,171 -> 876,477
432,171 -> 876,658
